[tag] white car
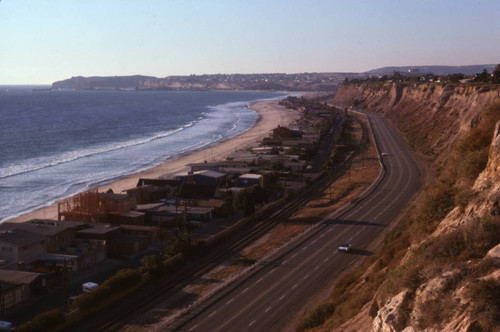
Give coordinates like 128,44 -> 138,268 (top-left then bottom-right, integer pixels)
381,152 -> 388,156
338,243 -> 352,252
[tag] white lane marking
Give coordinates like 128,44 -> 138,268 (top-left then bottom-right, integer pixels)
249,320 -> 256,327
324,257 -> 329,262
302,246 -> 308,250
189,324 -> 198,331
304,274 -> 310,280
282,259 -> 288,264
311,239 -> 317,244
292,283 -> 298,289
319,233 -> 325,238
256,277 -> 263,284
292,253 -> 298,258
242,287 -> 249,294
265,306 -> 272,313
269,268 -> 276,274
279,294 -> 286,301
226,298 -> 234,305
314,266 -> 319,271
208,311 -> 217,318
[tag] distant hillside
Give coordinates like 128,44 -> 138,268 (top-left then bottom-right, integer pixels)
366,64 -> 497,76
51,75 -> 156,90
52,65 -> 498,91
51,73 -> 366,92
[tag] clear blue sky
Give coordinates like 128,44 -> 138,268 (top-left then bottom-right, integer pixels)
1,0 -> 499,84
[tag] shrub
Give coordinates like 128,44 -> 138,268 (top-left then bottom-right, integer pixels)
164,234 -> 191,259
186,239 -> 207,258
467,277 -> 500,327
233,185 -> 269,216
141,254 -> 166,278
164,235 -> 208,260
15,309 -> 65,332
72,269 -> 141,311
72,285 -> 112,311
421,216 -> 500,262
297,303 -> 335,331
103,268 -> 142,293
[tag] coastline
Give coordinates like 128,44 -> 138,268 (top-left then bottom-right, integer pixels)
6,100 -> 300,223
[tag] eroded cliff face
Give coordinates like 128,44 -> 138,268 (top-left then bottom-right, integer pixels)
371,122 -> 500,332
330,84 -> 500,332
333,82 -> 500,166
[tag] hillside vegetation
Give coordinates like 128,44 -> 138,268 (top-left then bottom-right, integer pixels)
299,82 -> 500,332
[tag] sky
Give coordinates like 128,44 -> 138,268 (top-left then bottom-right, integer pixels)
1,0 -> 499,84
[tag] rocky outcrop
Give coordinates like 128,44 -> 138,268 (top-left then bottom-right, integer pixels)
434,121 -> 500,237
372,290 -> 411,332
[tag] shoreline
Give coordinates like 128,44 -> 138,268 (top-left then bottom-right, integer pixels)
6,100 -> 300,224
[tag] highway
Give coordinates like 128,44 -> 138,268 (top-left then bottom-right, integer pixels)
167,111 -> 421,332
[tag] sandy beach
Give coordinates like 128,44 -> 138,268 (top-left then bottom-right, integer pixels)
6,100 -> 300,223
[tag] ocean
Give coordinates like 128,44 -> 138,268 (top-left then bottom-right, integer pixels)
0,87 -> 286,222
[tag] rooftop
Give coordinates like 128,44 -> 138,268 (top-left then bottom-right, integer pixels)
0,229 -> 44,246
0,269 -> 42,285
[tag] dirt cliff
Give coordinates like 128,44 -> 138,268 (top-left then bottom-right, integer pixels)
307,83 -> 500,332
333,82 -> 500,167
370,120 -> 500,332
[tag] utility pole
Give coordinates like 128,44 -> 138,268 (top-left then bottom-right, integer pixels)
282,174 -> 287,223
183,205 -> 187,234
159,216 -> 163,260
63,259 -> 68,312
0,283 -> 4,318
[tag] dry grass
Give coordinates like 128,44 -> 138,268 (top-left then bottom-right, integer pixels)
291,114 -> 380,223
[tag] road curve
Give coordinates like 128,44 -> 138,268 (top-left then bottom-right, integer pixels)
168,111 -> 421,332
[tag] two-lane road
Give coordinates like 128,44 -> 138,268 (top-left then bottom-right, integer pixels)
168,112 -> 421,332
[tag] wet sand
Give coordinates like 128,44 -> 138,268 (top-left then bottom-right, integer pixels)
7,100 -> 300,223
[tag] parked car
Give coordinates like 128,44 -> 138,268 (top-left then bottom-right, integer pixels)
82,282 -> 99,293
0,320 -> 13,332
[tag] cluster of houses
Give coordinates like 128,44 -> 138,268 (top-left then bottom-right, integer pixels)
0,106 -> 335,314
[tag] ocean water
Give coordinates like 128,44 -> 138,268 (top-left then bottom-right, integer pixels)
0,87 -> 286,222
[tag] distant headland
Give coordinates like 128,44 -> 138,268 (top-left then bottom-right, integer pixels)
52,64 -> 496,91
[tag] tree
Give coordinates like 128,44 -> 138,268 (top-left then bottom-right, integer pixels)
474,69 -> 490,83
233,185 -> 269,216
448,73 -> 465,83
164,234 -> 191,258
492,64 -> 500,84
